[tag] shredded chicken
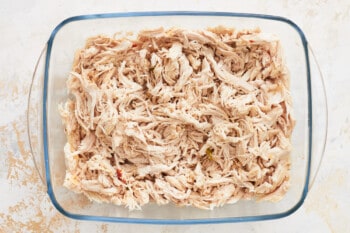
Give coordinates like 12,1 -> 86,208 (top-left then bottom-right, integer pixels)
59,27 -> 295,210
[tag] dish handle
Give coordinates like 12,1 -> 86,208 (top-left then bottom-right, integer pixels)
27,45 -> 47,188
308,45 -> 328,190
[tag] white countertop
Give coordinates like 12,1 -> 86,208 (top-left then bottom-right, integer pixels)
1,0 -> 349,232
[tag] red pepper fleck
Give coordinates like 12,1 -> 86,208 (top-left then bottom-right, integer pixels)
116,169 -> 126,184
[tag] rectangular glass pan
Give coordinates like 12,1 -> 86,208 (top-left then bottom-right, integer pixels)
28,11 -> 328,224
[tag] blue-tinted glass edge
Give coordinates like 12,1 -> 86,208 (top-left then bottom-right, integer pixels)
43,11 -> 312,224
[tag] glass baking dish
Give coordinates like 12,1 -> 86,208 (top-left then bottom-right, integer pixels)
27,11 -> 328,224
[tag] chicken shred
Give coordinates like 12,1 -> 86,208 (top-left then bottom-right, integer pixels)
59,27 -> 295,210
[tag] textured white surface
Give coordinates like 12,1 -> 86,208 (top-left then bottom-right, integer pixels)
1,0 -> 349,232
